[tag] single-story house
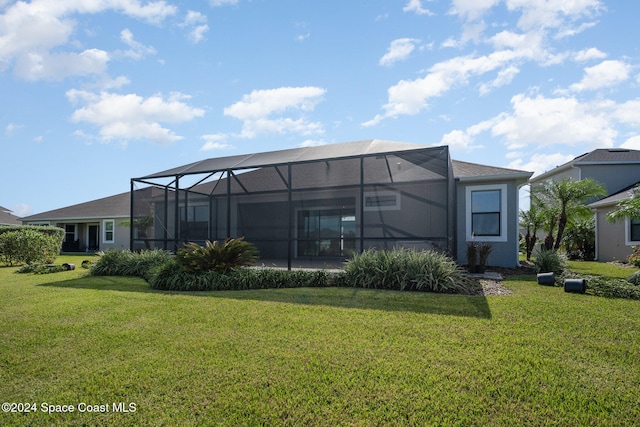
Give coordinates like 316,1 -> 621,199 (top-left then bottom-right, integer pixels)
21,192 -> 133,252
529,148 -> 640,262
131,140 -> 532,268
0,206 -> 21,226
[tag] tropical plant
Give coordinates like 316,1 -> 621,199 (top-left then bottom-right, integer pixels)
478,243 -> 492,268
519,203 -> 544,260
341,248 -> 479,294
606,184 -> 640,223
466,242 -> 477,272
562,216 -> 596,260
533,247 -> 567,275
176,237 -> 259,273
91,249 -> 174,280
532,178 -> 606,250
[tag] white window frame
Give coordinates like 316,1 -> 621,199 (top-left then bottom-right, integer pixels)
363,191 -> 401,211
103,219 -> 115,243
625,218 -> 640,246
465,184 -> 508,242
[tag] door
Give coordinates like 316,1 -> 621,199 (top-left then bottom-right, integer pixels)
297,208 -> 356,257
88,225 -> 99,251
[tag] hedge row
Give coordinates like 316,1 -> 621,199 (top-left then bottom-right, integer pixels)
0,226 -> 64,266
90,248 -> 480,295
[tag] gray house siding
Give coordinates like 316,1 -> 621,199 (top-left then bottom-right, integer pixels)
577,164 -> 640,196
455,180 -> 524,268
593,205 -> 630,262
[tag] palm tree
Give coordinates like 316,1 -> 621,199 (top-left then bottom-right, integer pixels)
607,184 -> 640,223
532,178 -> 606,250
519,202 -> 544,260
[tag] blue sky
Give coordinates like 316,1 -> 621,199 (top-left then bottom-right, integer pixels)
2,0 -> 639,216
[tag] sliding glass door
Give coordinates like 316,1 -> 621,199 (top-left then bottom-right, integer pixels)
297,208 -> 356,257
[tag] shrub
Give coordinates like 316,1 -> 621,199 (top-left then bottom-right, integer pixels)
0,228 -> 63,266
533,248 -> 567,275
340,248 -> 479,294
627,246 -> 640,268
16,264 -> 66,274
627,270 -> 640,286
91,249 -> 174,280
148,261 -> 331,291
176,238 -> 259,273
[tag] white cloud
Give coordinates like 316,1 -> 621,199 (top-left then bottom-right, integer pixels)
181,11 -> 209,43
67,90 -> 205,145
573,47 -> 607,62
5,122 -> 23,136
224,87 -> 326,138
491,94 -> 616,149
209,0 -> 239,6
505,0 -> 603,31
10,203 -> 33,217
379,38 -> 420,66
200,133 -> 231,151
621,136 -> 640,150
299,139 -> 327,148
449,0 -> 500,22
118,29 -> 157,60
403,0 -> 433,16
0,0 -> 175,79
570,60 -> 631,92
506,152 -> 576,177
13,48 -> 110,81
479,65 -> 520,95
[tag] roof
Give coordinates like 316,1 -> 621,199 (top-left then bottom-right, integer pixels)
588,182 -> 640,209
21,192 -> 132,222
138,139 -> 533,183
0,206 -> 21,225
137,139 -> 434,179
531,148 -> 640,182
452,159 -> 532,182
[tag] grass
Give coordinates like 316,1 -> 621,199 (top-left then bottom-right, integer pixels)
1,255 -> 639,426
567,259 -> 637,279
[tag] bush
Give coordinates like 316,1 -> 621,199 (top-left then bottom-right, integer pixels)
149,261 -> 331,291
627,246 -> 640,268
176,238 -> 259,273
0,227 -> 63,266
340,248 -> 479,294
627,270 -> 640,286
533,248 -> 567,275
91,249 -> 174,280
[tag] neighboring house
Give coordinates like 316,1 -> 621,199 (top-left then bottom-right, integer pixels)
131,140 -> 532,268
0,206 -> 21,226
529,148 -> 640,262
588,183 -> 640,262
21,192 -> 132,252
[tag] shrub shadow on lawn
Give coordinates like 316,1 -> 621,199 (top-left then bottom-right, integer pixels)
40,277 -> 492,319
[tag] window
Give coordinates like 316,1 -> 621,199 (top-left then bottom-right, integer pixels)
626,218 -> 640,245
103,220 -> 115,243
64,224 -> 76,242
180,205 -> 209,240
363,191 -> 400,211
466,184 -> 507,242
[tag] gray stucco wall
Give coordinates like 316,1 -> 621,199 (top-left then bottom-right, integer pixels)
594,207 -> 635,262
455,180 -> 522,268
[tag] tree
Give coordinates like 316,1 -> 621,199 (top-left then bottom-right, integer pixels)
532,178 -> 606,250
519,202 -> 544,260
606,184 -> 640,223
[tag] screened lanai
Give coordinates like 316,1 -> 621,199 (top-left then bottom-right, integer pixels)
130,140 -> 455,269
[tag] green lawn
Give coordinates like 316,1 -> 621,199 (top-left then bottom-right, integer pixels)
1,255 -> 639,426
